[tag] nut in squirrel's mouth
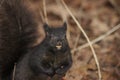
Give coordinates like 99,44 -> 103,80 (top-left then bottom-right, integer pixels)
56,45 -> 62,50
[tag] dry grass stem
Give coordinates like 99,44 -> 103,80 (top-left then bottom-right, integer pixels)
72,23 -> 120,52
40,11 -> 44,23
61,0 -> 102,80
43,0 -> 48,24
12,63 -> 16,80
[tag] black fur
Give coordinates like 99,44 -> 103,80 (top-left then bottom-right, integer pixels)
0,0 -> 72,80
14,23 -> 72,80
0,0 -> 38,79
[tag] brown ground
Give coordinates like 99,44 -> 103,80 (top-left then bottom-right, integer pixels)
41,0 -> 120,80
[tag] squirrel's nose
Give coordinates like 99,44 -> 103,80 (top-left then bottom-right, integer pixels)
57,41 -> 62,46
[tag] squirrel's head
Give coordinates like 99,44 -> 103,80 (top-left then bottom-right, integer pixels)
44,22 -> 68,51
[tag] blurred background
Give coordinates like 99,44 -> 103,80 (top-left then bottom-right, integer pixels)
39,0 -> 120,80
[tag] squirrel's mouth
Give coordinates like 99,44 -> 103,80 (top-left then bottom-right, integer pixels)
56,45 -> 62,50
56,41 -> 62,50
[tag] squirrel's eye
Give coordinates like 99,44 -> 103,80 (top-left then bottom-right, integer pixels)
60,63 -> 68,69
60,64 -> 67,69
60,65 -> 64,69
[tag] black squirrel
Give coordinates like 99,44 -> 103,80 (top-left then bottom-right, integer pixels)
14,23 -> 72,80
0,0 -> 72,80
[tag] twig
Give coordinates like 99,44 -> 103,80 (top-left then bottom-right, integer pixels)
61,0 -> 102,80
12,63 -> 16,80
43,0 -> 48,24
72,23 -> 120,52
40,11 -> 44,23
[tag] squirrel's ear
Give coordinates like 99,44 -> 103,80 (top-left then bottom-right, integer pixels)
63,22 -> 67,31
44,23 -> 49,32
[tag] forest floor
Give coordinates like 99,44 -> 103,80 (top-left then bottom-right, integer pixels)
45,0 -> 120,80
